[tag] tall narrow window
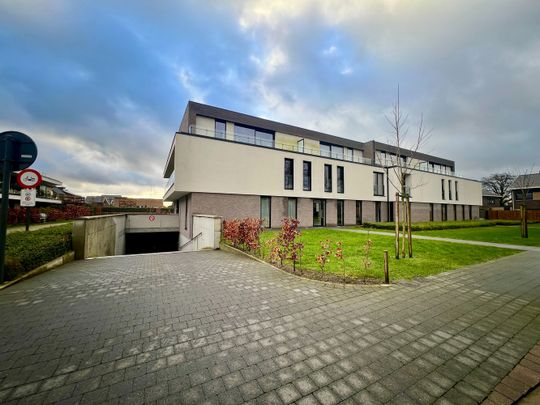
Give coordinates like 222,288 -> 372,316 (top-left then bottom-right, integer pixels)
373,172 -> 384,196
324,164 -> 332,192
303,161 -> 311,191
337,166 -> 344,193
441,179 -> 446,200
260,197 -> 271,228
429,203 -> 434,222
448,180 -> 452,200
462,205 -> 465,220
442,204 -> 448,221
284,158 -> 294,190
337,200 -> 344,226
287,198 -> 297,219
375,202 -> 382,222
356,201 -> 362,225
469,205 -> 473,220
455,181 -> 459,201
215,119 -> 226,139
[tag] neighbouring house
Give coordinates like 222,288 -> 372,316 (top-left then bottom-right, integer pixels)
163,101 -> 482,245
85,195 -> 164,209
52,186 -> 86,204
511,173 -> 540,211
0,173 -> 66,208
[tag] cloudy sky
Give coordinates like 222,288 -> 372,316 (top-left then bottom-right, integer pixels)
1,0 -> 538,198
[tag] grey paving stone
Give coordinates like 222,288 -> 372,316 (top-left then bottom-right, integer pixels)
0,249 -> 539,405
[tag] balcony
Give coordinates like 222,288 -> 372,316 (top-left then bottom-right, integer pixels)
187,126 -> 374,165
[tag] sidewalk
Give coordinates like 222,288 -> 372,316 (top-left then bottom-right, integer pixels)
335,228 -> 540,252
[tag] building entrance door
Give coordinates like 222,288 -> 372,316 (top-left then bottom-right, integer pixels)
313,199 -> 326,227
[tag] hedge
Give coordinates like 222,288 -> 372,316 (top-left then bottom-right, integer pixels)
4,224 -> 73,282
361,220 -> 523,231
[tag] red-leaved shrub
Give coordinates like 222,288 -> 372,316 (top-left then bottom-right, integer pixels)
223,218 -> 263,252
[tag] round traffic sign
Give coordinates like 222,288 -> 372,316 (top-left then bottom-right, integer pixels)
17,169 -> 42,189
0,131 -> 38,171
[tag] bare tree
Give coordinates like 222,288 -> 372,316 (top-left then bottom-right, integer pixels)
382,87 -> 432,259
481,172 -> 515,208
512,168 -> 535,238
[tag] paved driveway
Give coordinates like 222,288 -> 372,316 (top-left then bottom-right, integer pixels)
1,250 -> 540,404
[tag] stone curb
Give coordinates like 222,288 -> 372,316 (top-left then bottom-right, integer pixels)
0,251 -> 75,290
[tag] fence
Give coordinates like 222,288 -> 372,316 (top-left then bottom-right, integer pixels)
487,209 -> 540,221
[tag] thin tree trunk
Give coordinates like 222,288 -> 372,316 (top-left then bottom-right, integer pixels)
395,193 -> 400,259
401,196 -> 406,258
407,196 -> 413,258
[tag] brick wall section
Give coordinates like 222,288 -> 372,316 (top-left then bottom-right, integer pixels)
432,203 -> 442,221
326,199 -> 337,226
362,201 -> 375,223
271,197 -> 287,228
472,205 -> 480,220
297,198 -> 313,227
344,200 -> 356,225
482,342 -> 540,404
411,202 -> 431,222
191,192 -> 260,222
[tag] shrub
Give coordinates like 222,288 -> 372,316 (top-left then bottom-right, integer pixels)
361,220 -> 524,232
316,239 -> 332,271
223,218 -> 263,252
267,218 -> 303,270
4,224 -> 73,281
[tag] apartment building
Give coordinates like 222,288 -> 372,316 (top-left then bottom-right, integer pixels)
163,102 -> 482,244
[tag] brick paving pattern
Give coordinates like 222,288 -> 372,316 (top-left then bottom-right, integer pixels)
483,342 -> 540,404
0,249 -> 539,404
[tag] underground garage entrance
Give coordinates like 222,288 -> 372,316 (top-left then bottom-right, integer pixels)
125,231 -> 179,254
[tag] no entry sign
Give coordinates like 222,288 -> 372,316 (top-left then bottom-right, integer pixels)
17,168 -> 42,189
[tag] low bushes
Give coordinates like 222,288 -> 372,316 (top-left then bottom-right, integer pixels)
7,205 -> 91,225
361,220 -> 522,231
222,218 -> 264,252
4,224 -> 73,282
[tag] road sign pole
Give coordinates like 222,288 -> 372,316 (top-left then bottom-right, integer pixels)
0,138 -> 13,283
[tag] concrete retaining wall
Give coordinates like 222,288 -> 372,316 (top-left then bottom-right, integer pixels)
73,214 -> 126,259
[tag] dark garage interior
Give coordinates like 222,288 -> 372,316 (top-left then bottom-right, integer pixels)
125,232 -> 179,254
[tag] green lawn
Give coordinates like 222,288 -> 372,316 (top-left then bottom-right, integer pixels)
260,228 -> 518,282
414,224 -> 540,247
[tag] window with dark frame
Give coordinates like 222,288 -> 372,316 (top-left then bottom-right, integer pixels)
260,196 -> 271,228
287,198 -> 297,219
324,164 -> 332,192
356,201 -> 362,225
441,179 -> 446,200
448,179 -> 452,200
429,203 -> 434,222
284,158 -> 294,190
215,119 -> 226,139
337,200 -> 344,226
375,201 -> 382,222
373,172 -> 384,196
303,161 -> 312,191
337,166 -> 344,193
234,123 -> 274,147
184,197 -> 188,230
455,181 -> 459,201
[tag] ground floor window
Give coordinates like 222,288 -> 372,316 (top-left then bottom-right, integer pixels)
356,201 -> 362,225
261,196 -> 271,228
453,205 -> 457,221
337,200 -> 344,226
469,205 -> 473,220
375,201 -> 382,222
429,203 -> 434,222
287,198 -> 297,219
388,202 -> 394,222
442,204 -> 448,221
462,205 -> 465,220
313,199 -> 326,227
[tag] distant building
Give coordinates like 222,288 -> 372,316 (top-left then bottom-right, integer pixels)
482,189 -> 503,209
1,173 -> 66,207
52,186 -> 85,204
511,173 -> 540,210
86,195 -> 163,209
